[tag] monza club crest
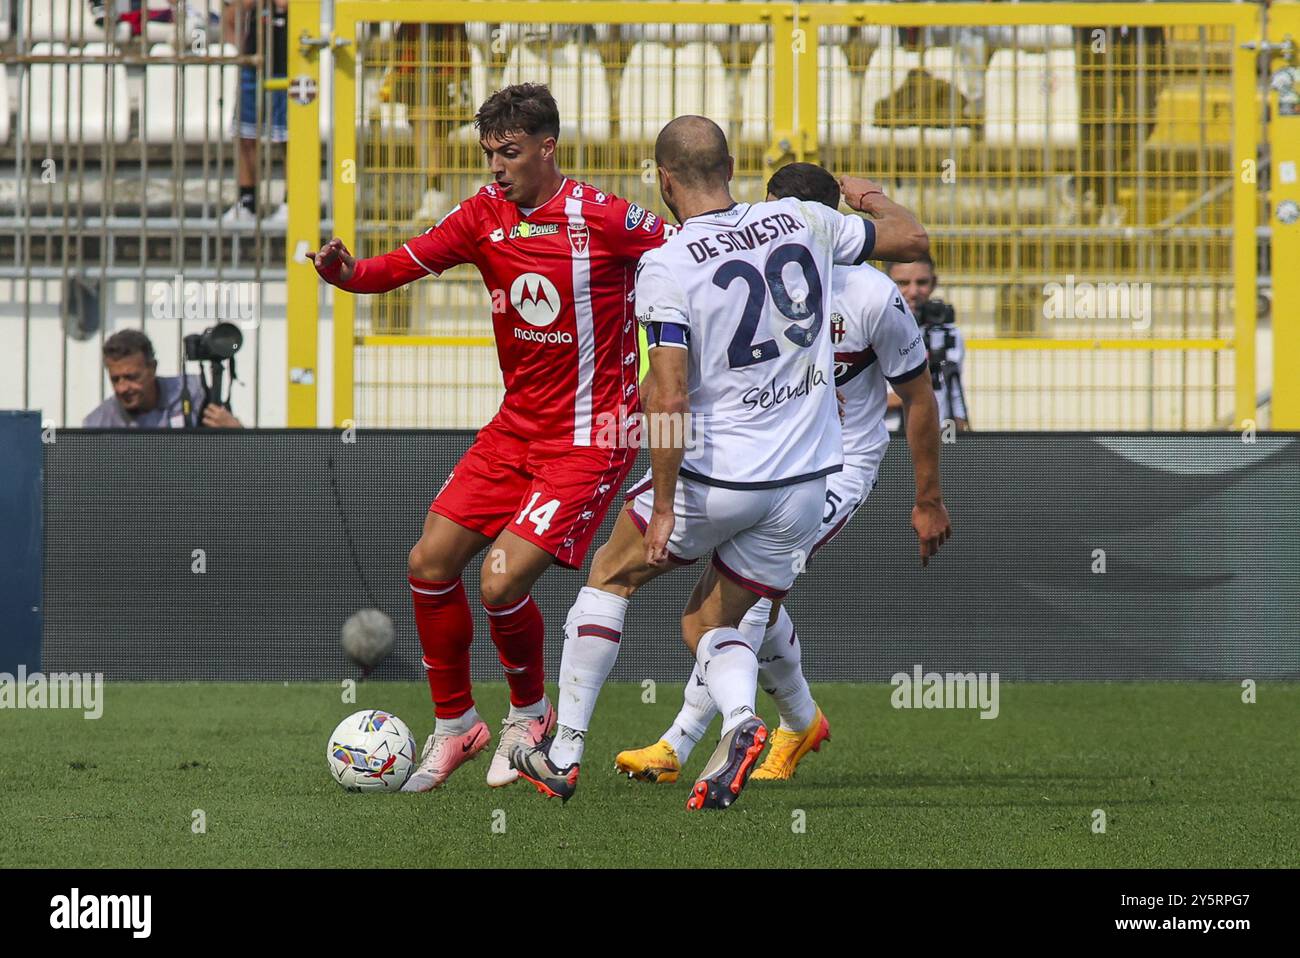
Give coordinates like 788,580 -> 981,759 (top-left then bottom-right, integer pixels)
567,224 -> 590,254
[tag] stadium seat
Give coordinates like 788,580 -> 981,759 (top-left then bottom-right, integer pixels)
740,44 -> 855,146
24,43 -> 131,145
620,41 -> 729,141
624,1 -> 730,44
984,49 -> 1079,150
142,43 -> 239,145
860,43 -> 922,145
464,22 -> 492,46
0,66 -> 9,144
503,43 -> 610,141
0,0 -> 10,43
25,0 -> 106,43
449,44 -> 491,143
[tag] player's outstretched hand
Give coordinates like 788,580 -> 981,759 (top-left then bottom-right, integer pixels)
646,510 -> 676,567
837,175 -> 885,212
306,237 -> 356,284
912,498 -> 951,568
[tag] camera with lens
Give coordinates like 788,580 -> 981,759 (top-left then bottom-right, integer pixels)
915,299 -> 959,391
181,322 -> 243,425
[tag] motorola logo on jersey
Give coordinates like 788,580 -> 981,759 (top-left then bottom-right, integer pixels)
510,272 -> 562,327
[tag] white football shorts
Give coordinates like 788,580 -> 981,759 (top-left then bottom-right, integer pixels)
624,469 -> 828,599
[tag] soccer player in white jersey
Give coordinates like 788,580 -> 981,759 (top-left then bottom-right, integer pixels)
510,117 -> 930,810
615,162 -> 951,786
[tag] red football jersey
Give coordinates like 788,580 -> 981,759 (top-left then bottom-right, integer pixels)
336,178 -> 671,445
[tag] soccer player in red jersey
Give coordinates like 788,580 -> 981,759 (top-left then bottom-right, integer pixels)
308,84 -> 670,791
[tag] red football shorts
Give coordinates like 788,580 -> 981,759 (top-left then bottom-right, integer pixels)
430,418 -> 637,569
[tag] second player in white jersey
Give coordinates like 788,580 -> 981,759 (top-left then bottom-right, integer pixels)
633,196 -> 875,489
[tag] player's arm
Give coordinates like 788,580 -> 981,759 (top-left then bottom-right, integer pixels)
307,204 -> 475,294
607,196 -> 674,264
869,288 -> 950,565
635,254 -> 691,566
644,338 -> 689,567
838,175 -> 929,264
891,369 -> 950,566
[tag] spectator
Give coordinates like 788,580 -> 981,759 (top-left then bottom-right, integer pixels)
83,329 -> 242,428
221,0 -> 289,226
885,256 -> 970,431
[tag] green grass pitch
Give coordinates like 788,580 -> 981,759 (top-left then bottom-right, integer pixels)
2,682 -> 1297,868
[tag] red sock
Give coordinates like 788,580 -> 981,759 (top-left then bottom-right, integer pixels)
483,595 -> 546,708
409,576 -> 474,719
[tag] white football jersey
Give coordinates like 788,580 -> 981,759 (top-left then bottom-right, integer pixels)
635,197 -> 873,488
830,264 -> 928,468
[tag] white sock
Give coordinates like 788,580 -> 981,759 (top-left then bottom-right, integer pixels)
549,586 -> 629,767
696,627 -> 760,736
507,696 -> 549,722
434,706 -> 481,737
662,664 -> 716,763
756,605 -> 817,731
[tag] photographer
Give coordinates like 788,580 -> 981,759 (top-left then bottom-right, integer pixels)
885,256 -> 969,431
83,329 -> 243,429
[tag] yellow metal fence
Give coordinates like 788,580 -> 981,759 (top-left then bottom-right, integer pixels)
285,1 -> 1279,430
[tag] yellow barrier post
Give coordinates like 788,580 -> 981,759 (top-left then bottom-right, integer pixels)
286,0 -> 322,426
1268,5 -> 1300,428
330,10 -> 359,428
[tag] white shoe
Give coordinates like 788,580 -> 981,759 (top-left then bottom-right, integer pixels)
220,203 -> 256,227
399,720 -> 491,792
486,700 -> 557,787
263,203 -> 289,229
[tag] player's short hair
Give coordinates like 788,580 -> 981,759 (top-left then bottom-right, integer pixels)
475,83 -> 560,142
766,162 -> 840,210
102,328 -> 156,364
655,115 -> 731,189
886,253 -> 937,277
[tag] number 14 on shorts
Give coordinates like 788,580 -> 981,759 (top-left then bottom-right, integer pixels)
516,492 -> 562,535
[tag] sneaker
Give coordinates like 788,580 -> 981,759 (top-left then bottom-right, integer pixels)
486,701 -> 556,787
509,737 -> 580,802
399,720 -> 491,792
614,739 -> 681,783
220,203 -> 256,228
751,707 -> 830,781
263,203 -> 289,229
686,717 -> 767,811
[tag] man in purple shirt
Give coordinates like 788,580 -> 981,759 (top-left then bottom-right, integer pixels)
82,329 -> 243,429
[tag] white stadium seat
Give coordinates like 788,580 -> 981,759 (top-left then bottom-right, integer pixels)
619,42 -> 729,141
446,44 -> 490,142
142,43 -> 239,144
25,0 -> 106,43
503,43 -> 610,141
0,0 -> 10,43
740,44 -> 855,146
24,43 -> 130,145
985,49 -> 1079,150
0,66 -> 9,143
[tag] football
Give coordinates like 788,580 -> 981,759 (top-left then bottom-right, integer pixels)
326,709 -> 418,792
